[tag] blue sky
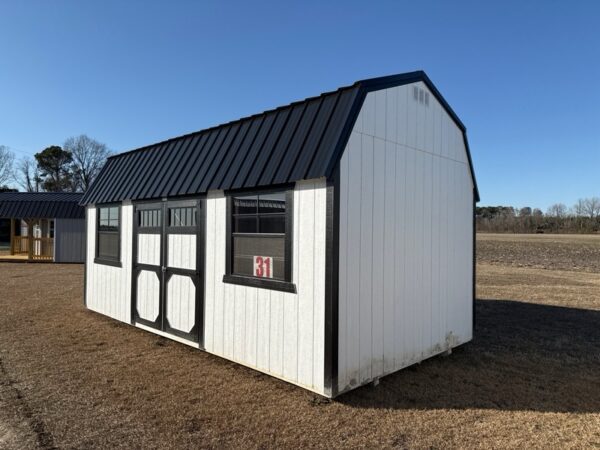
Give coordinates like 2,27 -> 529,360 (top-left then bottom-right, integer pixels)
1,1 -> 598,209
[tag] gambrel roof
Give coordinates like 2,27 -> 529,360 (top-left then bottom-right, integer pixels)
81,71 -> 479,205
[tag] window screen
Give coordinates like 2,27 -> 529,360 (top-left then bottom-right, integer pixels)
97,205 -> 120,261
230,191 -> 288,281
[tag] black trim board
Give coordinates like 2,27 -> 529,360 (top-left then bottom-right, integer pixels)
222,274 -> 296,293
473,190 -> 477,330
323,164 -> 340,397
95,202 -> 122,264
198,198 -> 206,349
223,185 -> 295,290
131,198 -> 205,344
94,257 -> 122,268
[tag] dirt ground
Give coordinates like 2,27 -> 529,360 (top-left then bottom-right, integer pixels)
477,233 -> 600,273
0,235 -> 599,449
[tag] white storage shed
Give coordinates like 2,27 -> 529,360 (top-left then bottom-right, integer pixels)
81,71 -> 479,397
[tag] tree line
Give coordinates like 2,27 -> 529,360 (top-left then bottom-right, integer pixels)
477,199 -> 600,233
0,135 -> 111,192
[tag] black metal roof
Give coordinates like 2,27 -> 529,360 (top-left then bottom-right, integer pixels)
81,71 -> 479,205
0,192 -> 85,219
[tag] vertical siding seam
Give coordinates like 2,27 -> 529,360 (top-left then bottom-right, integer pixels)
370,137 -> 375,379
267,290 -> 271,373
296,189 -> 301,383
254,288 -> 258,368
342,154 -> 349,387
357,135 -> 363,381
430,154 -> 435,348
382,144 -> 387,373
312,185 -> 317,387
212,196 -> 217,351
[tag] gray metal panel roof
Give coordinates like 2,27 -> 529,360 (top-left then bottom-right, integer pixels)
81,71 -> 479,205
0,192 -> 85,219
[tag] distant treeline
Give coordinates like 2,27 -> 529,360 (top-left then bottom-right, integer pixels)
476,198 -> 600,233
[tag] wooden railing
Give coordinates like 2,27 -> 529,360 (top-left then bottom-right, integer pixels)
32,237 -> 54,260
11,236 -> 28,255
10,236 -> 54,260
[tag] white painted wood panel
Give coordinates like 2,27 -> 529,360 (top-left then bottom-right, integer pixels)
203,180 -> 328,395
137,270 -> 160,321
168,234 -> 196,270
166,274 -> 195,332
337,82 -> 474,394
137,233 -> 160,266
85,204 -> 133,324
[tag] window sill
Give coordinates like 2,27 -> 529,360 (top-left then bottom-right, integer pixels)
94,257 -> 122,268
222,274 -> 296,294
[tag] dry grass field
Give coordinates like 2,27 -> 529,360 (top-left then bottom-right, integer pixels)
0,233 -> 599,449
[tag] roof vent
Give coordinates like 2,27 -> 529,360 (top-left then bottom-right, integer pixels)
412,86 -> 430,107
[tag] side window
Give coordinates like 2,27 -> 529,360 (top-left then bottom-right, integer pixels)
96,205 -> 120,262
227,190 -> 292,285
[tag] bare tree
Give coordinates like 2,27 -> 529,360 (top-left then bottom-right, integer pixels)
572,199 -> 586,217
63,135 -> 111,191
547,203 -> 567,218
17,157 -> 42,192
0,145 -> 15,187
518,206 -> 532,217
583,197 -> 600,218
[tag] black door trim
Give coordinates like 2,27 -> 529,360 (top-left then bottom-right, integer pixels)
131,198 -> 206,346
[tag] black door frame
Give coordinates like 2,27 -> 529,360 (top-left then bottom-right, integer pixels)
132,201 -> 164,332
131,197 -> 206,347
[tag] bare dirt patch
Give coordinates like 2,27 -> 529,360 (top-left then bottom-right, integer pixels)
477,233 -> 600,273
0,238 -> 599,448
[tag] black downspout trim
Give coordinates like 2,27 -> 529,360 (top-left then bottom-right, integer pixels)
473,190 -> 477,331
198,197 -> 207,349
324,164 -> 340,397
131,203 -> 138,325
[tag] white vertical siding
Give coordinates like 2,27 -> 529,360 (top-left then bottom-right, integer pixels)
166,274 -> 196,333
337,82 -> 474,393
168,234 -> 196,270
137,270 -> 160,321
204,179 -> 328,395
137,234 -> 160,266
85,203 -> 133,323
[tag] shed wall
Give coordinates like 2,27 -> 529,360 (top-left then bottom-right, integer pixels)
204,180 -> 327,395
54,218 -> 86,262
85,204 -> 133,323
337,82 -> 474,394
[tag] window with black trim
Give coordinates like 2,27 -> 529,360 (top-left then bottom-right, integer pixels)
227,190 -> 293,287
169,206 -> 196,227
139,208 -> 162,228
96,205 -> 120,262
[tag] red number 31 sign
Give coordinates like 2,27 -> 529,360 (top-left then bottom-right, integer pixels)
253,256 -> 273,278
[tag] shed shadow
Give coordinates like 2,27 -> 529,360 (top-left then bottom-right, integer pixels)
337,299 -> 600,413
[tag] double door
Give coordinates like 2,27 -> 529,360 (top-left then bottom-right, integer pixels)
133,199 -> 204,345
